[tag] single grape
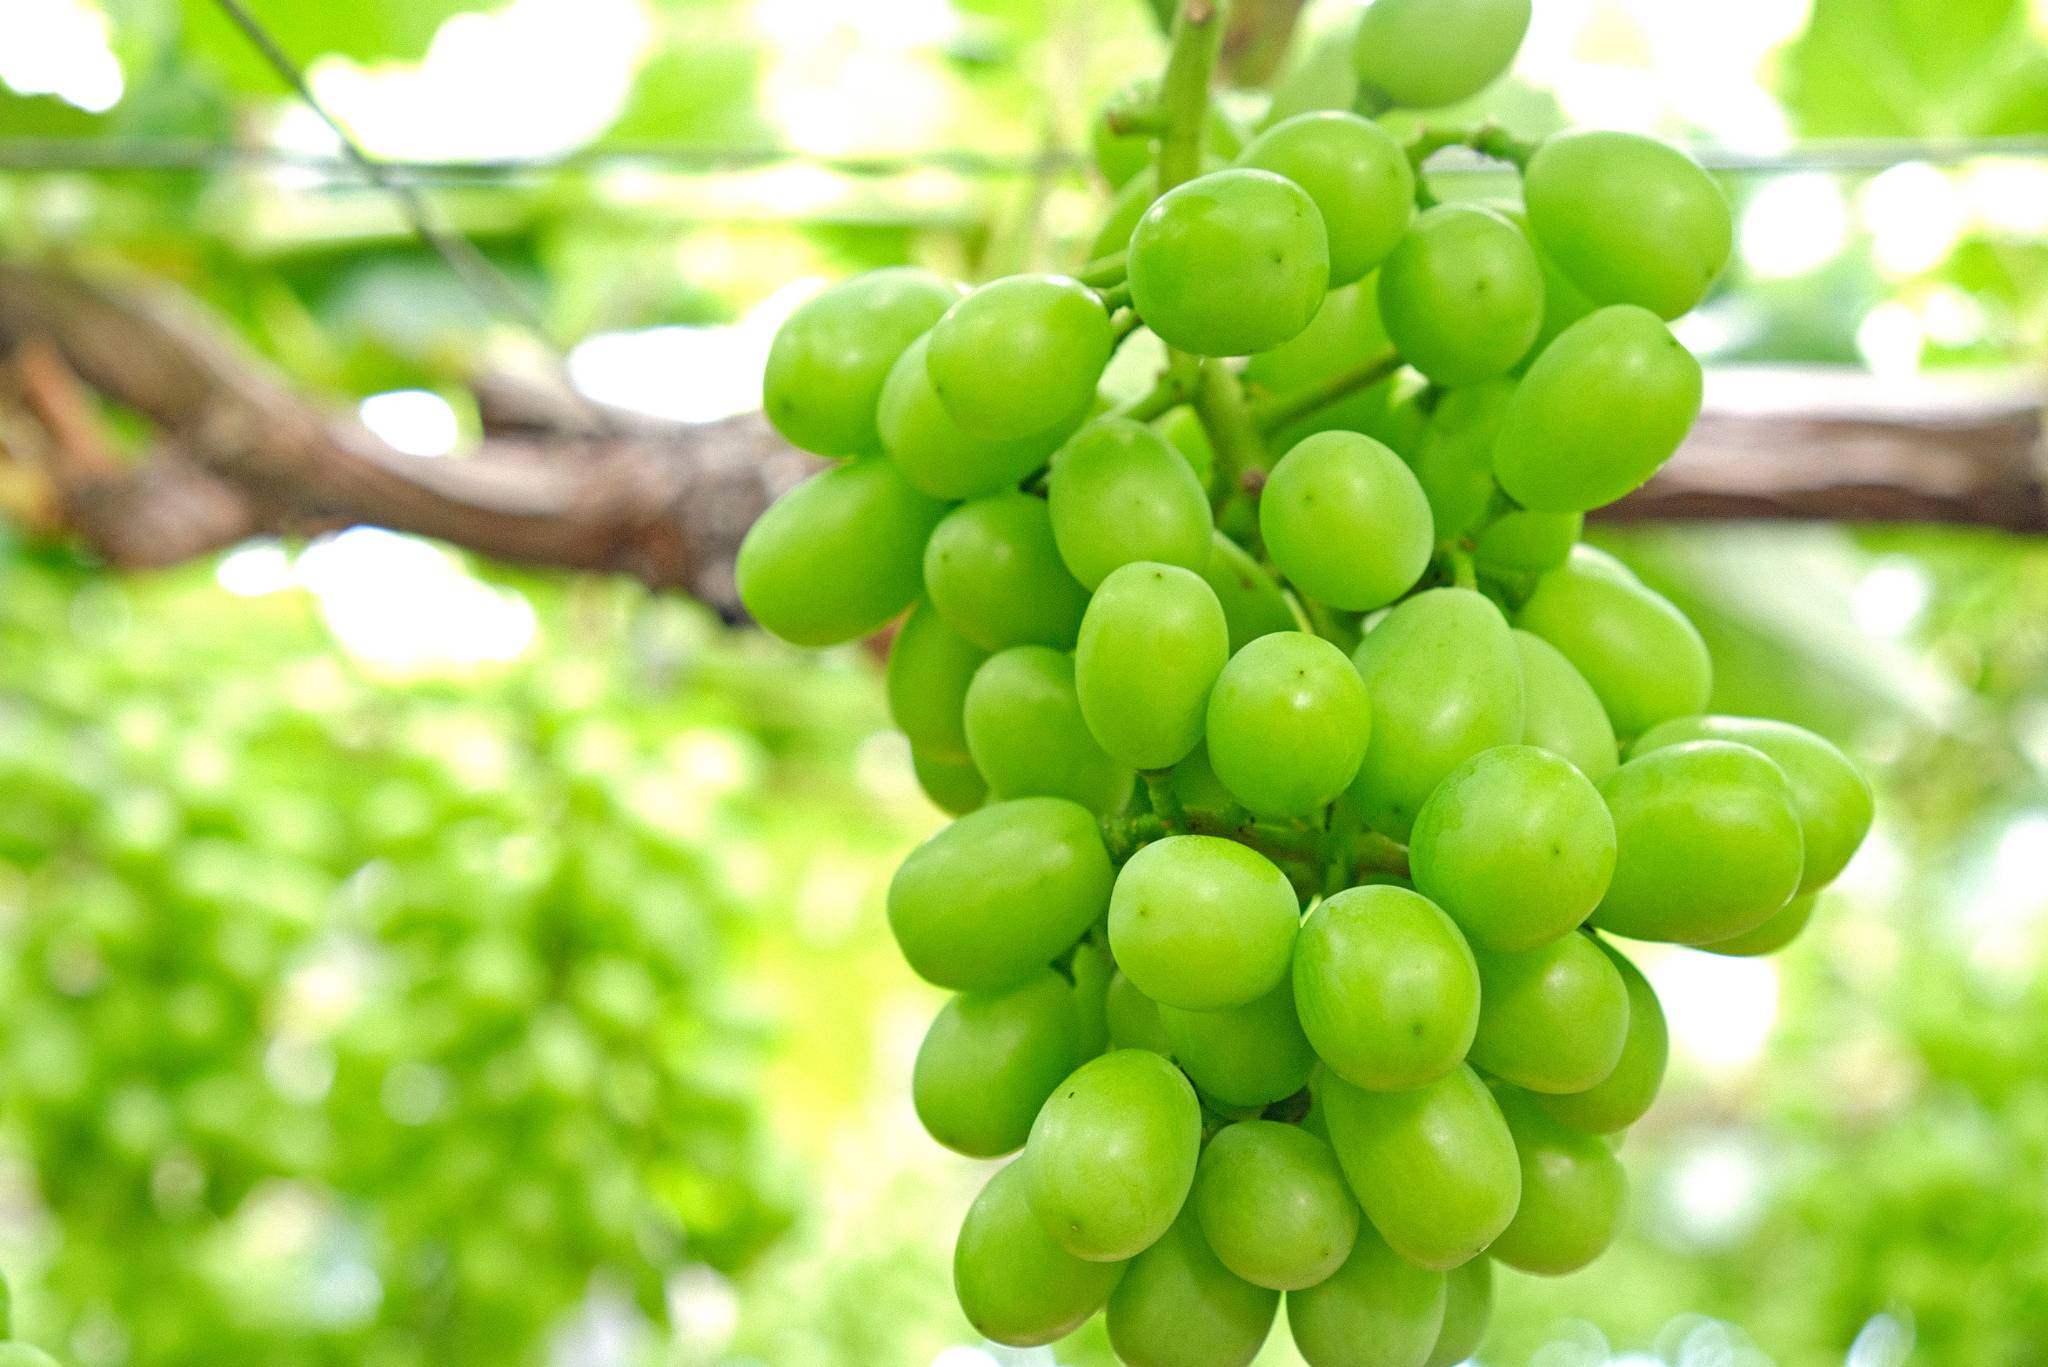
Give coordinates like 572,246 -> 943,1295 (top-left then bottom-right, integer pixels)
1243,282 -> 1397,449
736,456 -> 948,648
1156,405 -> 1218,485
1363,369 -> 1434,459
886,600 -> 987,764
1261,431 -> 1433,612
1106,969 -> 1176,1055
954,1159 -> 1126,1346
1491,306 -> 1703,513
887,797 -> 1112,990
1473,508 -> 1582,575
1075,561 -> 1231,769
1408,744 -> 1616,952
1026,1049 -> 1202,1261
1292,884 -> 1479,1091
1352,0 -> 1532,109
1109,835 -> 1299,1011
914,970 -> 1082,1157
763,267 -> 961,456
1513,630 -> 1619,782
928,274 -> 1113,439
1349,588 -> 1526,840
1199,531 -> 1300,654
1701,891 -> 1818,956
1048,419 -> 1213,589
880,335 -> 1078,499
1205,632 -> 1373,817
1128,169 -> 1330,357
1320,1066 -> 1521,1270
1238,112 -> 1414,285
1412,378 -> 1515,540
912,750 -> 988,816
1070,935 -> 1113,1057
1169,740 -> 1239,815
1593,740 -> 1805,945
1469,932 -> 1630,1094
963,646 -> 1132,816
1158,979 -> 1317,1108
1425,1259 -> 1494,1367
1524,129 -> 1733,320
924,492 -> 1091,652
1632,715 -> 1873,894
1515,547 -> 1711,739
1194,1120 -> 1360,1291
1377,204 -> 1541,385
1535,939 -> 1667,1133
1287,1222 -> 1447,1367
1488,1090 -> 1628,1276
1106,1204 -> 1280,1367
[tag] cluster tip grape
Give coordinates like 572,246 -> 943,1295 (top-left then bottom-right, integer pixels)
737,0 -> 1873,1362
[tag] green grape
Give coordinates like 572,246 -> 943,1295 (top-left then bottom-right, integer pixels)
1632,715 -> 1873,893
1489,1091 -> 1628,1276
1492,306 -> 1703,513
1262,432 -> 1433,612
1169,739 -> 1239,814
1408,744 -> 1616,952
880,335 -> 1078,499
1075,561 -> 1231,769
912,750 -> 988,816
1071,935 -> 1114,1056
1026,1049 -> 1202,1261
963,646 -> 1132,816
1094,169 -> 1167,261
763,267 -> 961,456
887,797 -> 1112,990
1200,531 -> 1300,654
1377,205 -> 1541,385
1109,835 -> 1299,1011
914,970 -> 1082,1157
1194,1120 -> 1360,1291
1048,419 -> 1214,589
1513,630 -> 1619,782
1473,509 -> 1583,575
1498,203 -> 1596,358
1425,1258 -> 1494,1367
1244,282 -> 1396,448
1287,1222 -> 1447,1367
1469,932 -> 1629,1094
1156,405 -> 1218,485
1320,1066 -> 1521,1270
1238,112 -> 1414,286
1106,1205 -> 1280,1367
1349,588 -> 1526,840
886,600 -> 987,763
735,457 -> 946,647
1515,547 -> 1710,739
1205,632 -> 1372,817
1293,884 -> 1479,1091
1412,379 -> 1515,540
955,1158 -> 1127,1346
1535,939 -> 1667,1133
1159,980 -> 1317,1108
1362,368 -> 1434,459
1128,169 -> 1331,357
1593,740 -> 1804,945
928,275 -> 1113,439
924,492 -> 1091,651
1702,891 -> 1818,956
1107,969 -> 1176,1054
1524,130 -> 1733,320
1352,0 -> 1532,109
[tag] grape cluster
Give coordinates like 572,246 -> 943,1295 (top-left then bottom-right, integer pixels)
737,0 -> 1874,1362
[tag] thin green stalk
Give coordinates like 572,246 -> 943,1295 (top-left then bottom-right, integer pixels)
1248,346 -> 1402,433
1154,0 -> 1227,192
1142,769 -> 1188,829
1192,359 -> 1266,509
1119,352 -> 1202,421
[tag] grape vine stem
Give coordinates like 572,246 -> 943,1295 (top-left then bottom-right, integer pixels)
1249,346 -> 1403,434
1154,0 -> 1226,192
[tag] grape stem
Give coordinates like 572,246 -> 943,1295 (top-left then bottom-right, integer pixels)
1095,280 -> 1134,311
1192,360 -> 1267,511
1100,805 -> 1410,887
1119,352 -> 1202,421
1248,346 -> 1402,434
1404,122 -> 1538,209
1154,0 -> 1227,192
1141,769 -> 1188,829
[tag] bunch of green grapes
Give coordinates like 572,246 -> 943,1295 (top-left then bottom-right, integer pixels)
739,1 -> 1874,1362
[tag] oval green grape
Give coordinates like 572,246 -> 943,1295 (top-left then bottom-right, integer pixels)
1107,969 -> 1176,1055
924,492 -> 1091,652
1513,630 -> 1619,783
1109,835 -> 1299,1011
914,970 -> 1082,1157
1701,890 -> 1819,957
1048,419 -> 1213,589
912,750 -> 987,816
1352,0 -> 1532,110
1469,932 -> 1630,1094
963,646 -> 1132,815
1205,631 -> 1372,817
1200,531 -> 1301,654
1129,168 -> 1330,357
1194,1120 -> 1360,1292
886,600 -> 987,764
763,267 -> 961,456
880,335 -> 1076,499
1474,509 -> 1582,575
1262,431 -> 1433,612
1159,979 -> 1317,1108
1287,1222 -> 1447,1367
954,1158 -> 1126,1346
1377,204 -> 1541,386
1489,1090 -> 1628,1276
1515,547 -> 1711,739
927,274 -> 1112,439
1293,884 -> 1478,1091
1425,1258 -> 1494,1367
1071,934 -> 1113,1057
1243,282 -> 1396,449
1535,938 -> 1667,1133
1026,1049 -> 1203,1261
1075,561 -> 1231,769
1412,379 -> 1515,540
1106,1204 -> 1280,1367
1238,112 -> 1414,286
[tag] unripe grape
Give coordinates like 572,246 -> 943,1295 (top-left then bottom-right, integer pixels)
1377,204 -> 1541,385
1048,419 -> 1213,589
1159,980 -> 1317,1108
1701,891 -> 1818,957
1593,740 -> 1805,945
1497,202 -> 1596,357
1409,744 -> 1616,952
1075,561 -> 1231,769
1426,1259 -> 1494,1367
1474,509 -> 1582,575
1243,282 -> 1396,448
928,274 -> 1112,439
1469,932 -> 1630,1094
963,646 -> 1132,816
1238,112 -> 1415,286
735,456 -> 947,647
887,797 -> 1112,990
1106,970 -> 1175,1055
1026,1049 -> 1202,1261
1535,939 -> 1667,1133
1287,1222 -> 1446,1367
1262,432 -> 1433,612
1489,1090 -> 1629,1276
1205,632 -> 1372,817
1194,1120 -> 1360,1291
912,750 -> 987,815
1293,884 -> 1479,1091
1525,129 -> 1733,319
1320,1066 -> 1521,1270
1412,378 -> 1515,540
1128,168 -> 1330,357
914,970 -> 1081,1157
1095,169 -> 1167,260
1492,306 -> 1703,513
1513,631 -> 1619,782
1516,547 -> 1711,739
886,600 -> 986,763
1070,935 -> 1113,1057
1353,0 -> 1532,110
954,1159 -> 1126,1346
1199,531 -> 1300,654
1109,835 -> 1299,1011
763,267 -> 960,456
880,335 -> 1077,499
1106,1205 -> 1280,1367
924,492 -> 1091,652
